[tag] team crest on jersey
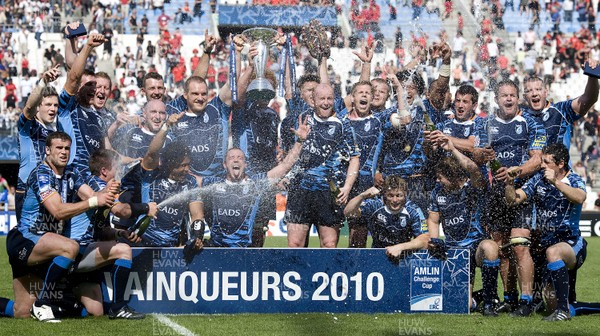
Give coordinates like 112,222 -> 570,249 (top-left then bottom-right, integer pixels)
536,185 -> 547,196
543,111 -> 550,121
399,216 -> 407,227
364,121 -> 371,132
203,113 -> 209,123
242,184 -> 250,195
377,213 -> 387,224
68,177 -> 74,190
443,127 -> 451,135
177,121 -> 189,129
182,185 -> 188,192
515,125 -> 523,134
328,125 -> 336,135
160,180 -> 171,189
132,134 -> 143,142
437,196 -> 447,205
463,128 -> 470,137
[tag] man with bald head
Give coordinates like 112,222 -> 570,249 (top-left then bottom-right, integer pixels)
121,100 -> 169,159
285,84 -> 360,248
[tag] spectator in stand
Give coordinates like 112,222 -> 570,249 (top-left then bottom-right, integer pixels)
524,27 -> 536,51
193,0 -> 204,22
158,11 -> 171,32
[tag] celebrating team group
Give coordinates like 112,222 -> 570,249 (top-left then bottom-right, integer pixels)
2,21 -> 600,322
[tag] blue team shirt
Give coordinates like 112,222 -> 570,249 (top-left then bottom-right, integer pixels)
165,95 -> 188,115
18,90 -> 76,191
291,111 -> 359,191
169,96 -> 230,177
69,175 -> 106,245
65,104 -> 115,174
440,116 -> 483,142
478,114 -> 547,168
120,127 -> 171,159
360,198 -> 427,248
19,163 -> 86,243
522,100 -> 579,148
232,101 -> 279,174
428,182 -> 487,249
203,173 -> 268,247
337,108 -> 384,192
521,171 -> 585,248
378,100 -> 437,177
140,169 -> 199,247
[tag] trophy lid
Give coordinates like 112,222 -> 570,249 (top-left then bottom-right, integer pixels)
242,27 -> 279,42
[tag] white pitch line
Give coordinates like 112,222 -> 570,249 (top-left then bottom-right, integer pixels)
153,314 -> 196,336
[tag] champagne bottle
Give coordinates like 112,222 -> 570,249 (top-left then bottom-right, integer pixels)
490,159 -> 502,174
328,179 -> 341,202
423,112 -> 436,131
129,215 -> 152,236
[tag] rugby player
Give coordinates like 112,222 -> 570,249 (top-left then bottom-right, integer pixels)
505,143 -> 586,321
6,132 -> 116,322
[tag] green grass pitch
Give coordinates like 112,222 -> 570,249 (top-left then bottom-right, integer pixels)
1,236 -> 599,336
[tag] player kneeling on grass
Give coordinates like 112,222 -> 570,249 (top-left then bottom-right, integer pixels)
68,149 -> 158,319
422,133 -> 501,316
2,132 -> 117,322
505,143 -> 587,321
344,176 -> 429,253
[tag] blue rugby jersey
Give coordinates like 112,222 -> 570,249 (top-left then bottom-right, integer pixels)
338,107 -> 384,192
232,101 -> 279,174
169,96 -> 230,177
18,90 -> 76,191
203,173 -> 268,247
165,95 -> 187,115
19,163 -> 85,243
522,100 -> 579,148
139,169 -> 199,247
428,182 -> 487,249
68,175 -> 106,245
66,105 -> 115,175
377,101 -> 435,177
280,92 -> 346,152
360,198 -> 427,248
291,111 -> 359,191
440,116 -> 484,141
521,171 -> 585,248
477,114 -> 547,168
121,127 -> 172,159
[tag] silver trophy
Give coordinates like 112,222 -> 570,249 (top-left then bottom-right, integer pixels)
242,27 -> 279,101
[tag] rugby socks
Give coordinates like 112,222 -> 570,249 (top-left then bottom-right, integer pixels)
548,260 -> 569,311
111,259 -> 133,311
520,294 -> 533,304
570,301 -> 600,316
482,259 -> 500,305
504,290 -> 519,305
0,297 -> 14,317
39,256 -> 74,303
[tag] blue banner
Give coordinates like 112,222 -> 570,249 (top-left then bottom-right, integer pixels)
218,6 -> 338,27
0,136 -> 18,161
104,248 -> 470,314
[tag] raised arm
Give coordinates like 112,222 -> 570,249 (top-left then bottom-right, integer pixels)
193,29 -> 217,78
344,186 -> 379,218
65,33 -> 105,95
432,132 -> 486,189
64,22 -> 82,70
427,43 -> 451,110
142,112 -> 184,171
267,115 -> 310,180
23,65 -> 61,120
572,57 -> 600,116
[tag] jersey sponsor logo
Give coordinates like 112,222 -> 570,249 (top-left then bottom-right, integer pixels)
515,125 -> 523,135
177,121 -> 189,129
445,215 -> 465,226
443,127 -> 452,135
160,180 -> 172,189
377,213 -> 387,224
496,151 -> 515,159
85,134 -> 101,149
532,135 -> 547,148
490,126 -> 499,135
132,134 -> 143,142
539,209 -> 557,218
218,208 -> 242,217
190,144 -> 210,153
436,196 -> 447,205
161,206 -> 179,216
